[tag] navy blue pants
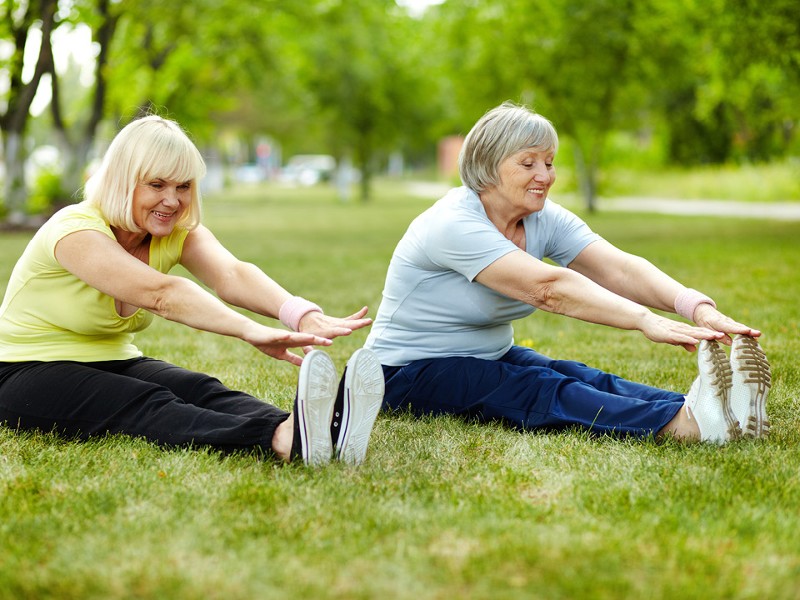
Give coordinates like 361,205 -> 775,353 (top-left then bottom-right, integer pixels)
0,357 -> 289,454
381,346 -> 685,437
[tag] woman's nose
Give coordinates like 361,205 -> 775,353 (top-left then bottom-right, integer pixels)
162,187 -> 180,205
533,167 -> 550,183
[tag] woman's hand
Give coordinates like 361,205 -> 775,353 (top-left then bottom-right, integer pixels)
297,306 -> 373,340
243,323 -> 332,366
639,313 -> 723,352
691,304 -> 761,345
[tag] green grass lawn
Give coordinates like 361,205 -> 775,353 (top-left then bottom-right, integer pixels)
1,181 -> 799,599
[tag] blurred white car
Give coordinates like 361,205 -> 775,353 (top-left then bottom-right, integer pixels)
279,154 -> 336,186
234,163 -> 268,183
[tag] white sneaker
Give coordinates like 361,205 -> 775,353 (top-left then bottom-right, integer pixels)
292,350 -> 338,466
332,349 -> 385,466
685,340 -> 741,444
729,335 -> 771,438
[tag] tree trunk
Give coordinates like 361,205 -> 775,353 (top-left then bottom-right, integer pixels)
50,0 -> 119,202
0,0 -> 59,222
2,132 -> 28,224
359,166 -> 372,203
355,138 -> 373,203
572,143 -> 597,213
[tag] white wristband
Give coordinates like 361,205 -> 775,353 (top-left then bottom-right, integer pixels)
674,288 -> 716,321
278,296 -> 323,331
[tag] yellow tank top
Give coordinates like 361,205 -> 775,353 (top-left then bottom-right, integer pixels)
0,202 -> 188,362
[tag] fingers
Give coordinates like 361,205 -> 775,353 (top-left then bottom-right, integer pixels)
255,332 -> 331,355
316,320 -> 372,339
646,315 -> 723,348
288,333 -> 332,347
672,331 -> 705,352
281,351 -> 304,367
670,322 -> 723,351
695,311 -> 762,340
674,322 -> 721,341
339,317 -> 372,332
344,306 -> 370,320
298,311 -> 372,338
328,326 -> 354,337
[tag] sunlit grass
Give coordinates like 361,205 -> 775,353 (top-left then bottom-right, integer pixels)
1,181 -> 799,599
599,160 -> 800,202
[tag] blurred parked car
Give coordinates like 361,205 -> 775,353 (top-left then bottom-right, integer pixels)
234,163 -> 270,184
279,154 -> 336,186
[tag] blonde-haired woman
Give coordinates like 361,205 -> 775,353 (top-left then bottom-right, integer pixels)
0,115 -> 384,466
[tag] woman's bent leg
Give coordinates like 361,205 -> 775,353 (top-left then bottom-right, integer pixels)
0,360 -> 284,453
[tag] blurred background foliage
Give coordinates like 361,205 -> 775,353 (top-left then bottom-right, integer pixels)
1,0 -> 799,220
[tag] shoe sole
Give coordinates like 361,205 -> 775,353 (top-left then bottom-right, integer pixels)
296,350 -> 338,466
699,340 -> 742,443
730,335 -> 771,438
336,349 -> 385,466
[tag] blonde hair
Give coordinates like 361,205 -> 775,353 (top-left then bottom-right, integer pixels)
84,115 -> 206,232
458,101 -> 559,193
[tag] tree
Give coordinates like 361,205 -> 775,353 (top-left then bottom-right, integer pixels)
0,0 -> 59,223
534,0 -> 640,211
699,0 -> 800,162
47,0 -> 119,200
2,0 -> 298,220
296,0 -> 439,201
436,0 -> 646,211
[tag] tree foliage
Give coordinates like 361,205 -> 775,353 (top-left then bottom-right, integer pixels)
1,0 -> 799,216
433,0 -> 645,209
292,0 -> 441,200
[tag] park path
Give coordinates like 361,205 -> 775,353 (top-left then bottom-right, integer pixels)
405,182 -> 800,221
599,197 -> 800,221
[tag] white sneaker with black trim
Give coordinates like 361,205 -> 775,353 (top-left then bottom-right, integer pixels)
292,350 -> 338,466
333,349 -> 385,466
685,339 -> 741,444
729,335 -> 771,438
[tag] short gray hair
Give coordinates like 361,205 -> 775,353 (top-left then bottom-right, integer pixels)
458,101 -> 558,193
84,115 -> 206,232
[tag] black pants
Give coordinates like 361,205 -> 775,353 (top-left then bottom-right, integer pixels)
0,357 -> 289,454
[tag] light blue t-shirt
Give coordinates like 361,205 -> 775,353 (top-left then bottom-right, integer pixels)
364,186 -> 601,366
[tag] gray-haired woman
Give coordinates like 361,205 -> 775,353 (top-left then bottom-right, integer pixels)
365,101 -> 770,443
0,115 -> 384,466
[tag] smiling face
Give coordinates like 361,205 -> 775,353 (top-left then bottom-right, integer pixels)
131,178 -> 193,238
486,147 -> 556,219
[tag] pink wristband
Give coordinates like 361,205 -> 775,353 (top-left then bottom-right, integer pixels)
278,296 -> 323,331
674,288 -> 716,321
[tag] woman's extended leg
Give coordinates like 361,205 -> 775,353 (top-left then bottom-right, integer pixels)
0,360 -> 284,453
382,353 -> 684,437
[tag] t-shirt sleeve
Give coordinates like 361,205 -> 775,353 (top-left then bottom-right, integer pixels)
541,202 -> 601,267
41,208 -> 115,261
425,209 -> 519,282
